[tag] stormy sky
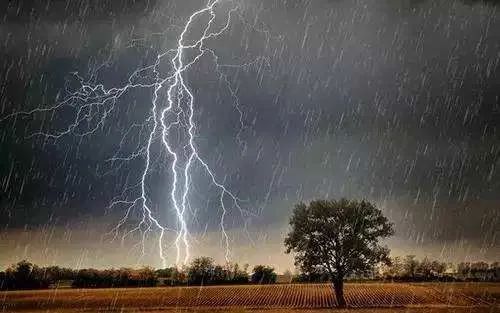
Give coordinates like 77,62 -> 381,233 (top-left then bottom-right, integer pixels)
0,0 -> 499,270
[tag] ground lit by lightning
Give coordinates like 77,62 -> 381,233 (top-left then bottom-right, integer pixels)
1,0 -> 269,267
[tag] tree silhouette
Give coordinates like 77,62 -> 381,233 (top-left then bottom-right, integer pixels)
251,265 -> 277,284
187,257 -> 215,285
285,199 -> 394,307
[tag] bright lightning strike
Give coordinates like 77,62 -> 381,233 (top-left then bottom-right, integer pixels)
1,0 -> 272,267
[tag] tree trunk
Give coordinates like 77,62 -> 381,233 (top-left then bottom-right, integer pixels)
333,279 -> 346,308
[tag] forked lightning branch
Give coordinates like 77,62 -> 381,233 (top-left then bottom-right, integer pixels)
2,0 -> 265,267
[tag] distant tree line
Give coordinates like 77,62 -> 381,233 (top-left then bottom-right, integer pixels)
72,267 -> 158,288
155,257 -> 276,285
0,260 -> 75,290
378,256 -> 499,282
0,260 -> 159,289
292,255 -> 500,283
0,257 -> 277,290
2,256 -> 498,290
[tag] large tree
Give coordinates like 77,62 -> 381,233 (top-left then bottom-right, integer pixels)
284,199 -> 394,307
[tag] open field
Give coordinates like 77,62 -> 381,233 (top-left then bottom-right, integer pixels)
1,283 -> 498,312
1,309 -> 497,313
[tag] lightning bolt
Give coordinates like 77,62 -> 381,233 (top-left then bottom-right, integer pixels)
2,0 -> 273,267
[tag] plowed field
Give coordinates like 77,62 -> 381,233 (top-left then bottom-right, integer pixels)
1,282 -> 497,312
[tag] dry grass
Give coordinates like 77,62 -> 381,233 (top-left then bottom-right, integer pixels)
0,282 -> 497,312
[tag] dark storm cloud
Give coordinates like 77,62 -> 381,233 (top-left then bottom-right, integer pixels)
0,0 -> 146,223
0,0 -> 499,265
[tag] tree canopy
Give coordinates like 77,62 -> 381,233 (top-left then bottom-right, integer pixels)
251,265 -> 277,284
285,199 -> 394,307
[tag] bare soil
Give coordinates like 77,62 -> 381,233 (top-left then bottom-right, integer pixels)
1,282 -> 498,312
